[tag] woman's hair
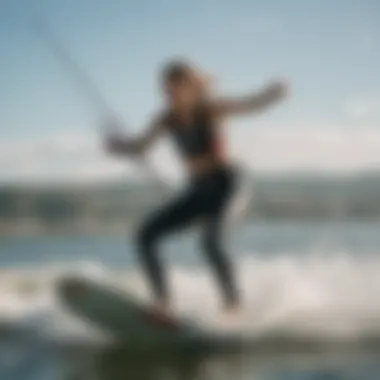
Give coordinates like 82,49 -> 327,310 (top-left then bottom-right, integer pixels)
161,59 -> 211,99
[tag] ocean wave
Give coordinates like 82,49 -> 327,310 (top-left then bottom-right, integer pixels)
0,253 -> 380,351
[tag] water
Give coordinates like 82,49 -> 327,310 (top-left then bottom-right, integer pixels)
1,220 -> 380,380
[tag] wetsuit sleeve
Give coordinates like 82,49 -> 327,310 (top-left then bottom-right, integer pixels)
214,80 -> 288,117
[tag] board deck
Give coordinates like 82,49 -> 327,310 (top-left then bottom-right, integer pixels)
56,275 -> 243,353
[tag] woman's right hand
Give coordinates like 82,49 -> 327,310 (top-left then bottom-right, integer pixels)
103,128 -> 141,157
101,117 -> 129,156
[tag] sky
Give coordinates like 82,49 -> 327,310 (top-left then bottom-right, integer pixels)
0,0 -> 379,183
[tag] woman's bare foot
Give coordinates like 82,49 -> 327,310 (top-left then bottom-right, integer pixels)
222,302 -> 242,321
152,299 -> 172,317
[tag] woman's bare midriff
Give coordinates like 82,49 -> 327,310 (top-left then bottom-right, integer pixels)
185,155 -> 227,176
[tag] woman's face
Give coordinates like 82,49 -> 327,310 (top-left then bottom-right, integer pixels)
164,78 -> 199,109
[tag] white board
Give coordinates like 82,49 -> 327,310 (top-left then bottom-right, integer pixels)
56,275 -> 243,353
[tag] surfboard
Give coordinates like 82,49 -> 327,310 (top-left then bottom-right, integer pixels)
56,275 -> 243,354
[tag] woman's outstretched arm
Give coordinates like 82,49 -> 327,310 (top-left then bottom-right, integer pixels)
216,80 -> 289,117
104,113 -> 167,157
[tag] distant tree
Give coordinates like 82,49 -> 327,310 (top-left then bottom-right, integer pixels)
33,193 -> 81,229
348,201 -> 380,219
0,187 -> 19,218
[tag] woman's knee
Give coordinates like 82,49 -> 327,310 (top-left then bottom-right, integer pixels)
136,219 -> 160,249
201,229 -> 220,256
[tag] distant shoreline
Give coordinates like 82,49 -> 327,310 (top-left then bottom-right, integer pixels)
1,172 -> 380,238
1,216 -> 379,239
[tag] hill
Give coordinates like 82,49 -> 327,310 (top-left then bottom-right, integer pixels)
1,172 -> 379,235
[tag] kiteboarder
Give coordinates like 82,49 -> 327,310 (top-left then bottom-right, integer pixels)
105,59 -> 288,316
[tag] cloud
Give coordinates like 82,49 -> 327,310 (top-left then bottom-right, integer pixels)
344,96 -> 380,119
230,126 -> 380,173
0,132 -> 131,184
1,127 -> 380,184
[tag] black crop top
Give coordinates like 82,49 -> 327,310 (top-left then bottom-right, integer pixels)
164,104 -> 223,159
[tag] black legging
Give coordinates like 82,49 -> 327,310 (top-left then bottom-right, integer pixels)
136,165 -> 240,308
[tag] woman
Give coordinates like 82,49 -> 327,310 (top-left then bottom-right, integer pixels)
106,60 -> 288,316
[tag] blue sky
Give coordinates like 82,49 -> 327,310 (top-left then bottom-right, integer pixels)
0,0 -> 379,182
